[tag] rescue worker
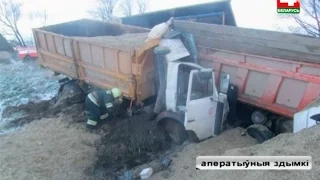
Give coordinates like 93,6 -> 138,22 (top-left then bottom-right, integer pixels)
85,88 -> 123,129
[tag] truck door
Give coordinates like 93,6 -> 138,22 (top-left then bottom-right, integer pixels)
184,69 -> 219,141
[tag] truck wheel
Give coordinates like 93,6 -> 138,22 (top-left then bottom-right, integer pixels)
188,131 -> 200,143
24,56 -> 33,61
163,119 -> 188,145
246,124 -> 274,143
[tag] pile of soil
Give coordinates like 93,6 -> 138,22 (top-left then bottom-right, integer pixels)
215,125 -> 320,180
0,117 -> 100,180
73,32 -> 149,51
151,127 -> 258,180
152,125 -> 320,180
1,81 -> 171,179
93,112 -> 171,178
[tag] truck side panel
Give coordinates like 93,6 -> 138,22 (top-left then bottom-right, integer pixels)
34,30 -> 78,78
174,20 -> 320,63
73,39 -> 134,97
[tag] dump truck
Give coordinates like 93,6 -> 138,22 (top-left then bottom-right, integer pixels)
33,19 -> 232,145
33,18 -> 320,144
33,19 -> 158,106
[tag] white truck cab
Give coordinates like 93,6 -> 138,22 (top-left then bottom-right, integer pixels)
156,61 -> 230,144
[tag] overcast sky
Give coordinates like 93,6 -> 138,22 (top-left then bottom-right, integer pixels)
17,0 -> 294,39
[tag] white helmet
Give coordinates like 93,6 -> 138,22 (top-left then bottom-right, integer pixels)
111,88 -> 122,99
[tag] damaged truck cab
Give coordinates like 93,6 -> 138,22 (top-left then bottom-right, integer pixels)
156,61 -> 230,144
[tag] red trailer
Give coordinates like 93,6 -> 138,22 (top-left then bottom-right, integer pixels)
199,48 -> 320,118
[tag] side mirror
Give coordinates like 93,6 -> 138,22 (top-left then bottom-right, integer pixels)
219,72 -> 230,94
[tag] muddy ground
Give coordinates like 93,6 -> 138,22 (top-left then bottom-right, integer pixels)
1,81 -> 171,179
1,81 -> 86,131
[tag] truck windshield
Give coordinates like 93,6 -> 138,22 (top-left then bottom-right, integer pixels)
190,71 -> 213,101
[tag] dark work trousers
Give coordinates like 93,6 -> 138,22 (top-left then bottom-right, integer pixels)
154,55 -> 167,114
85,96 -> 108,127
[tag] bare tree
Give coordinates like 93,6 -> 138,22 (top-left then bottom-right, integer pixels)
37,10 -> 48,26
0,0 -> 25,46
120,0 -> 133,16
29,10 -> 48,26
285,0 -> 320,37
136,0 -> 147,14
89,0 -> 118,22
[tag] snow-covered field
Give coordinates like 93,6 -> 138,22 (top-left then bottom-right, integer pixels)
0,60 -> 60,131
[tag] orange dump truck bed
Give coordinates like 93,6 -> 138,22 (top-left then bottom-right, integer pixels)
174,20 -> 320,118
33,19 -> 158,103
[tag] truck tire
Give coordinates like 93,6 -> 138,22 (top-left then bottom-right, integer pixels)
187,131 -> 200,143
246,124 -> 274,143
163,119 -> 188,145
24,56 -> 33,61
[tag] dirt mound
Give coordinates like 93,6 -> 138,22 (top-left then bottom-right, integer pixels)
0,117 -> 100,180
152,125 -> 320,180
152,127 -> 258,180
93,112 -> 171,178
214,125 -> 320,180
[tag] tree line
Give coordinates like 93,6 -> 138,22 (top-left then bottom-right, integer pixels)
89,0 -> 148,22
0,0 -> 148,47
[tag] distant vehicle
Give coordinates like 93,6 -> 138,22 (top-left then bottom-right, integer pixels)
16,46 -> 38,61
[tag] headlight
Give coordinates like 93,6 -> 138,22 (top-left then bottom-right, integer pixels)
219,72 -> 230,94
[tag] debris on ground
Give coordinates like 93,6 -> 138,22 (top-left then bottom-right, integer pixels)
140,167 -> 153,179
115,170 -> 134,180
161,156 -> 172,167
